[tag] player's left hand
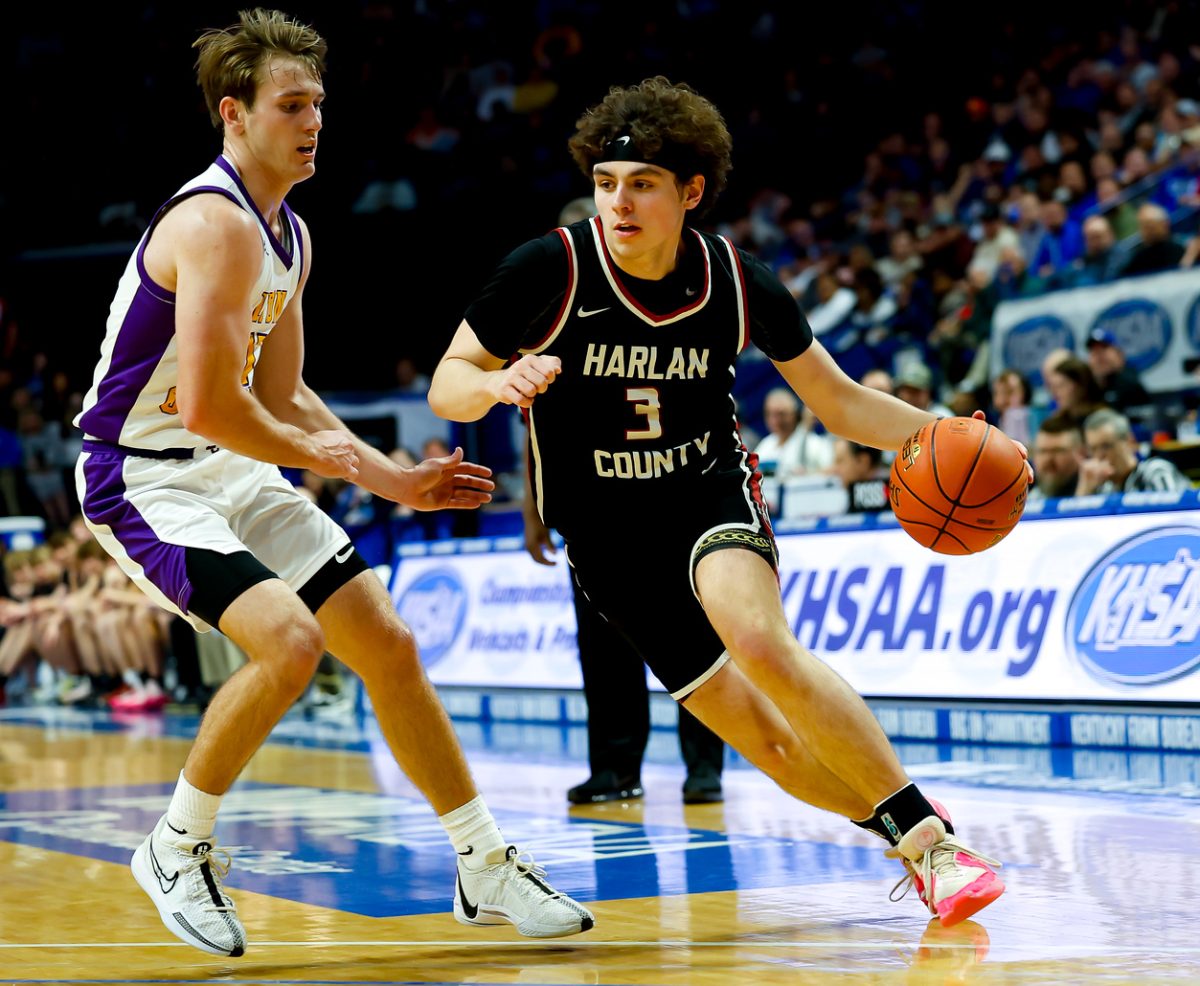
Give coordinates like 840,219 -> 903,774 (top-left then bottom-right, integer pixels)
971,409 -> 1034,485
402,446 -> 495,511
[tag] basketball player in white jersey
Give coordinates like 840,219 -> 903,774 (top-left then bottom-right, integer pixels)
74,9 -> 592,956
431,77 -> 1030,929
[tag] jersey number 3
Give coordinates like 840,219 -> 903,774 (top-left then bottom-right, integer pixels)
625,387 -> 662,440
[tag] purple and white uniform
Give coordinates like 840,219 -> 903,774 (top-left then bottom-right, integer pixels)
74,156 -> 348,629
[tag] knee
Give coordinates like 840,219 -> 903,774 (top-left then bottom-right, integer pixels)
745,730 -> 803,782
261,618 -> 326,694
392,620 -> 419,663
361,618 -> 421,680
724,617 -> 796,673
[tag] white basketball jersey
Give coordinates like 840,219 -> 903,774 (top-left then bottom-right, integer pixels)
76,156 -> 304,452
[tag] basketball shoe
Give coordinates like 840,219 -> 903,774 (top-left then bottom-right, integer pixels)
887,800 -> 1004,927
454,845 -> 594,938
130,815 -> 246,956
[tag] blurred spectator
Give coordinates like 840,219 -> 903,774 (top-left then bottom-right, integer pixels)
1119,203 -> 1186,276
1094,176 -> 1138,240
875,229 -> 923,287
894,364 -> 954,417
1030,414 -> 1085,499
1068,215 -> 1123,287
1011,192 -> 1046,264
830,439 -> 890,513
991,368 -> 1033,446
17,408 -> 70,530
1030,198 -> 1084,284
393,356 -> 431,395
1152,122 -> 1200,212
860,368 -> 894,394
0,422 -> 21,516
1084,329 -> 1151,410
1077,408 -> 1191,494
1038,347 -> 1075,392
990,244 -> 1047,299
967,202 -> 1021,284
753,388 -> 833,477
1043,356 -> 1107,427
803,271 -> 856,335
558,196 -> 596,225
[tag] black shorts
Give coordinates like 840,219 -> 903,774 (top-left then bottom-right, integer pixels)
564,472 -> 777,700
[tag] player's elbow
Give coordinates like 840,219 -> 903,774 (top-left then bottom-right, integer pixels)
428,373 -> 480,422
177,390 -> 231,441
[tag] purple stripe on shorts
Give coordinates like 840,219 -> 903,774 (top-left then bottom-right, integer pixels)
81,452 -> 192,615
77,283 -> 176,443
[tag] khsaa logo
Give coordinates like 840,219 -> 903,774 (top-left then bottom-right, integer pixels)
1001,316 -> 1073,384
395,568 -> 467,667
1067,526 -> 1200,686
1090,299 -> 1171,372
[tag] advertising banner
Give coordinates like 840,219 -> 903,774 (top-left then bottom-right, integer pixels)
390,508 -> 1200,701
990,267 -> 1200,390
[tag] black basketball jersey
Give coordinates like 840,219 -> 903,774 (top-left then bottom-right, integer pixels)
466,216 -> 814,539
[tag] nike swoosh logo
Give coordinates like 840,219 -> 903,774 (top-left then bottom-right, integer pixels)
457,874 -> 479,920
149,842 -> 180,895
615,135 -> 631,146
334,544 -> 354,563
166,821 -> 188,835
456,846 -> 474,857
577,306 -> 610,318
685,287 -> 697,296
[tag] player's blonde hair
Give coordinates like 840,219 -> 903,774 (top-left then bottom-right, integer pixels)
193,8 -> 326,130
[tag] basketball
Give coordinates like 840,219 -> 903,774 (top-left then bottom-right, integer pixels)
888,416 -> 1028,555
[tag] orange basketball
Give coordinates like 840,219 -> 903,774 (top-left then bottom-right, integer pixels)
888,416 -> 1028,555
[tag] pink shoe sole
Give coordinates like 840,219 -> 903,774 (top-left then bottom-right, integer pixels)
935,870 -> 1005,927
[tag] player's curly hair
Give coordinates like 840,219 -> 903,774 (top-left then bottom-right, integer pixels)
194,8 -> 326,130
568,77 -> 733,217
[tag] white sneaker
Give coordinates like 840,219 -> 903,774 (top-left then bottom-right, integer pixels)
130,815 -> 246,956
454,845 -> 594,938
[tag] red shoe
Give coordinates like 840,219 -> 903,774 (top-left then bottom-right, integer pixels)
888,800 -> 1005,927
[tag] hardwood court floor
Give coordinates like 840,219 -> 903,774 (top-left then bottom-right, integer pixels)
1,706 -> 1199,985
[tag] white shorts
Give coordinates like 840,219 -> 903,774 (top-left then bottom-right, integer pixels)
76,445 -> 348,631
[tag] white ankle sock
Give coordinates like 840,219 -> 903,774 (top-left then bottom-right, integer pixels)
165,770 -> 222,840
438,796 -> 506,861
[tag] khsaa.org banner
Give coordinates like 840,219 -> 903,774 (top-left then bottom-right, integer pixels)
774,510 -> 1200,701
991,268 -> 1200,391
390,510 -> 1200,701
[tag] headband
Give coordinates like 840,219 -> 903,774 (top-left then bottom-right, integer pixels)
598,133 -> 702,181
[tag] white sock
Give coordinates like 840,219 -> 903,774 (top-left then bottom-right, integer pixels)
438,796 -> 506,863
165,770 -> 222,841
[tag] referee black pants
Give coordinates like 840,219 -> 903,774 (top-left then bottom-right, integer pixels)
572,581 -> 724,780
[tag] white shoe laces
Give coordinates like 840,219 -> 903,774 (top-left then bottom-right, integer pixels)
888,835 -> 1002,905
180,845 -> 237,912
502,849 -> 563,898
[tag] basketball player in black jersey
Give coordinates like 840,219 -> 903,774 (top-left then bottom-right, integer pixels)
431,77 -> 1017,928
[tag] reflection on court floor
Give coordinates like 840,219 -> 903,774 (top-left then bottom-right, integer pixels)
1,705 -> 1199,984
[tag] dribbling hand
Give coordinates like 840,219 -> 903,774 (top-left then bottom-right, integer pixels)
309,430 -> 360,481
495,354 -> 561,407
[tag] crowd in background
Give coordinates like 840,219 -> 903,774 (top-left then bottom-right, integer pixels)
4,2 -> 1200,709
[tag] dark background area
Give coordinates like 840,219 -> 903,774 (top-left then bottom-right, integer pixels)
7,1 -> 1192,391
